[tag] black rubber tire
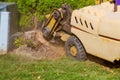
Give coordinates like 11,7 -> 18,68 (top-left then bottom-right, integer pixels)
53,10 -> 61,20
42,27 -> 51,40
65,36 -> 87,61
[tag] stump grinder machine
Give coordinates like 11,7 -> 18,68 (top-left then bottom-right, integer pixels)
41,0 -> 120,63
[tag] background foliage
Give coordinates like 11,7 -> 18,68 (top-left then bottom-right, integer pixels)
3,0 -> 94,29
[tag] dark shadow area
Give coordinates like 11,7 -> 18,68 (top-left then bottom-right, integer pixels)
87,54 -> 120,68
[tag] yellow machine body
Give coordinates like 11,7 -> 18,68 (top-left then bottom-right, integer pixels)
42,1 -> 120,62
95,0 -> 112,4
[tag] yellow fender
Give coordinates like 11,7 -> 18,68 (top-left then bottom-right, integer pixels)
95,0 -> 101,4
95,0 -> 113,4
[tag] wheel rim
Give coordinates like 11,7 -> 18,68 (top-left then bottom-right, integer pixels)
70,46 -> 77,56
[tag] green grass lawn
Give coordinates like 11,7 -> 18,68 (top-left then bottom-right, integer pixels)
0,54 -> 120,80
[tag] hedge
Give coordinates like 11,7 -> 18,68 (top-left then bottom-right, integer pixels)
4,0 -> 94,29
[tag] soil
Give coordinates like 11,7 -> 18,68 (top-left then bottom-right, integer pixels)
13,30 -> 65,60
12,30 -> 120,68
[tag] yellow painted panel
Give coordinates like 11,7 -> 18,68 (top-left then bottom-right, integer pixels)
47,18 -> 56,30
95,0 -> 112,4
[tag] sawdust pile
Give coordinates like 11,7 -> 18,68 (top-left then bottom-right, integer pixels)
14,30 -> 65,60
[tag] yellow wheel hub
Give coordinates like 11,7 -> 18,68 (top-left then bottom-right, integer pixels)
70,46 -> 77,56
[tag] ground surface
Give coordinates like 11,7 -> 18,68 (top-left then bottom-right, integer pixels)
1,30 -> 120,80
14,43 -> 65,60
13,30 -> 65,60
0,54 -> 120,80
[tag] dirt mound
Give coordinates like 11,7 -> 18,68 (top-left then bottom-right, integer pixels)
14,30 -> 65,60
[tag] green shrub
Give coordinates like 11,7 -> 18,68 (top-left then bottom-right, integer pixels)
14,37 -> 24,47
4,0 -> 94,30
